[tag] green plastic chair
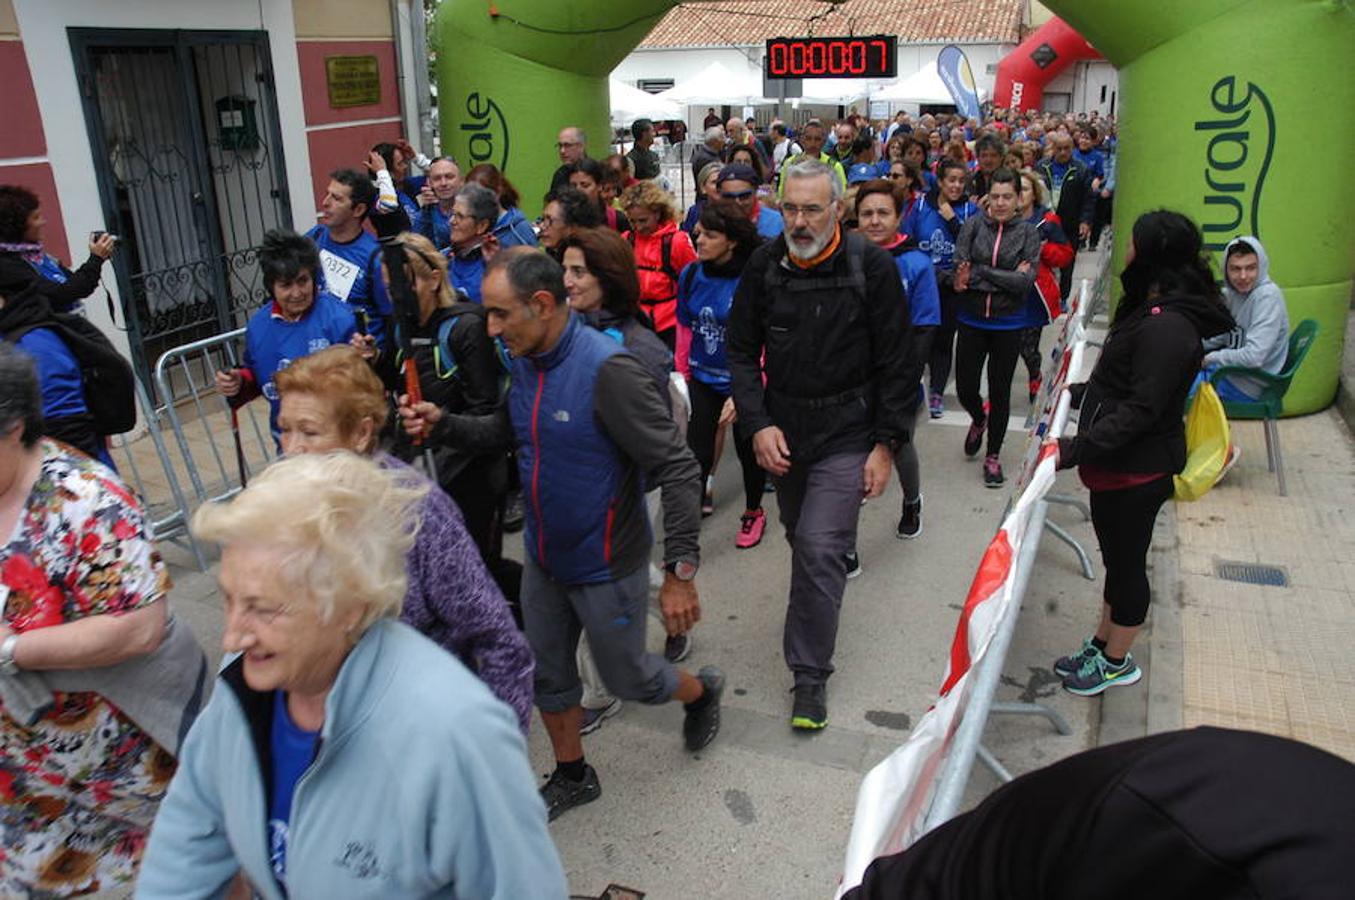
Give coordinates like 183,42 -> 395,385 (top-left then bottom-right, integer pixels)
1208,319 -> 1319,496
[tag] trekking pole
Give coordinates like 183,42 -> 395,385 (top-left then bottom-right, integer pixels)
379,235 -> 440,483
222,343 -> 249,488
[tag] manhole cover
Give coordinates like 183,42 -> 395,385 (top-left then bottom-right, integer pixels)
1215,561 -> 1289,587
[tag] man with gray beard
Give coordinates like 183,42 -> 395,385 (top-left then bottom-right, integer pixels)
726,159 -> 915,731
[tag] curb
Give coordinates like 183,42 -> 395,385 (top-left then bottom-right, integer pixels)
1336,310 -> 1355,438
1095,500 -> 1183,746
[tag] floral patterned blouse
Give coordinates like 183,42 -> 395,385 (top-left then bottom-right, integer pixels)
0,440 -> 175,897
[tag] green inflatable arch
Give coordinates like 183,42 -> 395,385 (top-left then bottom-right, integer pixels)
434,0 -> 1354,413
433,0 -> 677,211
1047,0 -> 1355,413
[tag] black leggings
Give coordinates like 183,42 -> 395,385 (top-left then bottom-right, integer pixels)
1090,476 -> 1173,627
1019,326 -> 1044,382
927,282 -> 960,396
954,324 -> 1022,456
687,378 -> 765,511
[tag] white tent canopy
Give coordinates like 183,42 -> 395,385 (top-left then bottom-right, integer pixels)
871,62 -> 989,105
797,78 -> 884,104
654,61 -> 766,106
609,79 -> 682,123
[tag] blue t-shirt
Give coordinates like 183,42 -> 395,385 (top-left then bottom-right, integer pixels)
268,691 -> 320,887
304,225 -> 387,345
449,252 -> 486,303
1073,148 -> 1105,181
34,254 -> 68,285
957,287 -> 1046,331
676,261 -> 739,394
16,328 -> 86,421
902,198 -> 978,272
892,246 -> 941,327
243,293 -> 358,444
754,205 -> 784,241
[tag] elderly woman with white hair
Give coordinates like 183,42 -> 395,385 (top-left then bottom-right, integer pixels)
137,453 -> 566,899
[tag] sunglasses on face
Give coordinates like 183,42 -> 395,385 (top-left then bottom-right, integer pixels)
720,190 -> 756,201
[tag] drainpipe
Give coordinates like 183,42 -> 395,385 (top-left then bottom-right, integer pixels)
408,0 -> 436,153
389,0 -> 413,142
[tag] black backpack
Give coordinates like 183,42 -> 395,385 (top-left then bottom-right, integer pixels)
3,308 -> 138,435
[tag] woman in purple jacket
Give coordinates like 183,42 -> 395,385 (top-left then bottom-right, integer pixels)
271,344 -> 533,732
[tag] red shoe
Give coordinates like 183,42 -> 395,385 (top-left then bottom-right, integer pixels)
736,509 -> 766,549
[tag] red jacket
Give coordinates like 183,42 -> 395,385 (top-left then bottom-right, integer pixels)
626,221 -> 697,333
1031,207 -> 1075,322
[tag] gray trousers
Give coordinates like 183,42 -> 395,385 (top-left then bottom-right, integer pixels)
522,557 -> 679,713
775,449 -> 868,687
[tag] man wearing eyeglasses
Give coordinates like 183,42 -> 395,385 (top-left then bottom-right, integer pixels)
726,159 -> 914,733
715,163 -> 783,240
550,126 -> 589,192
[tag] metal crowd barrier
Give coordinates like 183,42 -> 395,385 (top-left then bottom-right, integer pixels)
153,327 -> 274,510
108,377 -> 209,571
922,261 -> 1121,823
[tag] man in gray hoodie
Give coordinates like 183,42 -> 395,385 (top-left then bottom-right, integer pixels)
1202,236 -> 1289,400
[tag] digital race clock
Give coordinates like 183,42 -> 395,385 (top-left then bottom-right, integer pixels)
764,35 -> 897,79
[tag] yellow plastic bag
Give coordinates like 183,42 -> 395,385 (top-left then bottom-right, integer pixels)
1174,382 -> 1231,501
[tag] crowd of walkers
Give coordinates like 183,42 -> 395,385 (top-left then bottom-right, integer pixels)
0,96 -> 1320,896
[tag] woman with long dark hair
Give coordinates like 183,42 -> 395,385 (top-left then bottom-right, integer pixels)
1055,210 -> 1233,696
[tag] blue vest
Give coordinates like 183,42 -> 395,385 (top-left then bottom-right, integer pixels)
510,314 -> 635,585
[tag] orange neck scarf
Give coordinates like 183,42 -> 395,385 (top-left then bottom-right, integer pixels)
788,224 -> 841,270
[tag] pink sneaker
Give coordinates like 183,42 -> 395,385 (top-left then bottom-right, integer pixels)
736,509 -> 766,549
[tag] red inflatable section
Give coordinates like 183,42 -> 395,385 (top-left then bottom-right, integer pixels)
993,17 -> 1101,113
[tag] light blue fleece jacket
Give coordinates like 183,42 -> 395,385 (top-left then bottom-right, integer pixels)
136,618 -> 567,900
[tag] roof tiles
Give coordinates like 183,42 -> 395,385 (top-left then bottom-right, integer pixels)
639,0 -> 1024,49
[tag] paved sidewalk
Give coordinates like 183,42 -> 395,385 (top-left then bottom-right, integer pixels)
1166,410 -> 1355,760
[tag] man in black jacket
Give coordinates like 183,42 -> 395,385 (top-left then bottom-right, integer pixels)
727,159 -> 913,732
845,728 -> 1355,899
1036,135 -> 1097,300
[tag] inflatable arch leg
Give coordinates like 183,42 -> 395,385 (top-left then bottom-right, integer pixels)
434,0 -> 678,215
1046,0 -> 1355,413
993,17 -> 1100,114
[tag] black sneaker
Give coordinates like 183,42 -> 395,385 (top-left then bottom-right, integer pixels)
983,454 -> 1005,488
791,683 -> 828,731
684,665 -> 725,751
540,764 -> 601,821
503,488 -> 525,533
963,416 -> 986,457
844,551 -> 862,579
897,495 -> 922,540
664,632 -> 692,663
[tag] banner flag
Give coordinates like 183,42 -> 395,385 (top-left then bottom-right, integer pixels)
937,45 -> 982,119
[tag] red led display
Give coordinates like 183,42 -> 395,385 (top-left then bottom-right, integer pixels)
764,35 -> 897,79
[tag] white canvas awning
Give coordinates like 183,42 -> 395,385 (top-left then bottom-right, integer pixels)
797,78 -> 881,104
872,62 -> 989,105
609,79 -> 683,123
654,61 -> 767,106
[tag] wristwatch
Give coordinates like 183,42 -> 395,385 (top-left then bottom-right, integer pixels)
0,634 -> 21,675
665,560 -> 698,582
